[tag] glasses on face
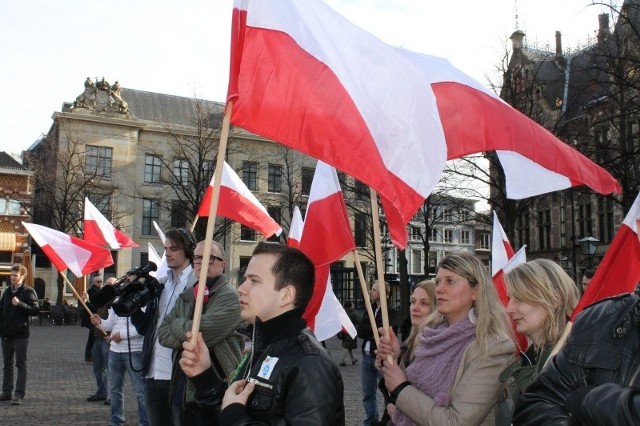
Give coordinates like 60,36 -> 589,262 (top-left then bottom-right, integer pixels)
193,255 -> 224,265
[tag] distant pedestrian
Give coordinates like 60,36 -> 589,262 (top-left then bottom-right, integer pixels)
339,301 -> 359,366
0,264 -> 39,405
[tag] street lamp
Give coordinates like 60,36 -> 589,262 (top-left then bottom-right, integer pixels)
578,236 -> 600,267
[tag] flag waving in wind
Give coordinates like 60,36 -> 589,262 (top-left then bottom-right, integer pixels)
287,206 -> 304,248
572,192 -> 640,320
84,197 -> 138,249
492,211 -> 516,306
198,161 -> 282,238
23,222 -> 113,278
228,0 -> 620,249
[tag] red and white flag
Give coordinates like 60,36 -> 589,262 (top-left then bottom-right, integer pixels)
83,197 -> 138,249
297,161 -> 357,337
572,193 -> 640,320
313,266 -> 357,341
147,242 -> 169,281
287,206 -> 304,248
198,161 -> 282,238
23,222 -> 113,278
228,0 -> 620,249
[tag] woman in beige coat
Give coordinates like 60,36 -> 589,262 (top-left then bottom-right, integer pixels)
377,253 -> 515,426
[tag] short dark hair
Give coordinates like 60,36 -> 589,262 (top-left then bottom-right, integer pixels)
165,228 -> 197,263
583,268 -> 596,279
251,242 -> 315,309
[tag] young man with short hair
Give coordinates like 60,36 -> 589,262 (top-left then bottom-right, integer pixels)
179,242 -> 345,425
0,264 -> 39,405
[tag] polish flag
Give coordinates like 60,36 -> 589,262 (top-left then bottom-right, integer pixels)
147,242 -> 169,281
198,161 -> 282,238
23,222 -> 113,278
297,161 -> 356,335
313,265 -> 357,341
571,193 -> 640,320
228,0 -> 620,249
287,206 -> 304,248
83,198 -> 138,249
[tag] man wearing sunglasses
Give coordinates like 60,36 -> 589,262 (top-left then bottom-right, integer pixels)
158,239 -> 243,425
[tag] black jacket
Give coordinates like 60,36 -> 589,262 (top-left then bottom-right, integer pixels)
191,308 -> 345,425
0,284 -> 39,339
514,288 -> 640,425
130,294 -> 160,376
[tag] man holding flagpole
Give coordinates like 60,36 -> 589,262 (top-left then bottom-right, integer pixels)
0,264 -> 39,405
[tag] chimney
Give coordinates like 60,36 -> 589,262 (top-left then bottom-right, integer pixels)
555,31 -> 563,57
598,13 -> 610,44
510,30 -> 526,50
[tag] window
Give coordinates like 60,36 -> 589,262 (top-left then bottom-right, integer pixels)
355,180 -> 367,201
429,228 -> 438,242
240,225 -> 257,241
355,213 -> 367,247
87,194 -> 111,219
86,145 -> 112,178
144,155 -> 161,183
443,229 -> 453,243
428,255 -> 437,275
268,165 -> 282,193
267,206 -> 282,242
139,252 -> 149,267
142,199 -> 159,236
516,212 -> 531,248
0,199 -> 22,216
459,209 -> 470,222
442,209 -> 453,222
243,162 -> 257,191
537,209 -> 552,250
301,167 -> 314,196
412,249 -> 422,274
409,226 -> 421,241
173,159 -> 189,185
460,230 -> 471,245
578,202 -> 593,239
479,233 -> 491,250
597,197 -> 614,243
171,200 -> 189,229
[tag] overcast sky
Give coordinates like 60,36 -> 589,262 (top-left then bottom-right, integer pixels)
0,0 -> 612,157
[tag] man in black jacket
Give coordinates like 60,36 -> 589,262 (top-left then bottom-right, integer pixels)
179,242 -> 345,425
514,284 -> 640,425
0,264 -> 39,405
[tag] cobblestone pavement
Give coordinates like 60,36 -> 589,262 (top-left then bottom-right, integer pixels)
0,323 -> 373,425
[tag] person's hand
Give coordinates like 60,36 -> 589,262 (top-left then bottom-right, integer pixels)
90,314 -> 102,326
222,380 -> 255,410
110,332 -> 122,343
179,332 -> 212,378
380,358 -> 408,392
81,291 -> 88,301
11,296 -> 19,306
377,327 -> 401,360
387,403 -> 397,418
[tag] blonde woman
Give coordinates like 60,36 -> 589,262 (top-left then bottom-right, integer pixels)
398,280 -> 437,367
377,253 -> 515,425
499,259 -> 579,417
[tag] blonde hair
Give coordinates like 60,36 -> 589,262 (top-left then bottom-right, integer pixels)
504,259 -> 579,348
406,280 -> 437,358
421,253 -> 514,355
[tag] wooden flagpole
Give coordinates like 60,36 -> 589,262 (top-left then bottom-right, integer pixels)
59,272 -> 107,336
353,250 -> 379,346
369,188 -> 392,362
189,101 -> 233,345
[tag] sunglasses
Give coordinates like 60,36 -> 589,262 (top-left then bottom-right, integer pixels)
193,255 -> 224,265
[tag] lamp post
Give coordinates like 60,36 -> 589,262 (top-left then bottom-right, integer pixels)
578,236 -> 600,268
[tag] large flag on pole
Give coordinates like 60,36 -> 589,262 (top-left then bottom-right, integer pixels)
23,222 -> 113,278
198,161 -> 282,238
83,197 -> 138,249
227,0 -> 620,249
297,161 -> 357,337
287,206 -> 304,248
571,193 -> 640,320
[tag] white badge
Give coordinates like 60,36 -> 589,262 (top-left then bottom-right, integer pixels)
257,356 -> 279,380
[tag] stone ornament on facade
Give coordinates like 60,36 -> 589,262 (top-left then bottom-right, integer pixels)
73,77 -> 129,114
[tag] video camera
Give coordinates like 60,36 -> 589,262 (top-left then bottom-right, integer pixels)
89,262 -> 163,317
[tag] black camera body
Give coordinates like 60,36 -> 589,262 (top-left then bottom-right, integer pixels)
90,262 -> 163,317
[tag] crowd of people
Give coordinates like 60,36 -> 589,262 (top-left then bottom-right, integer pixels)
2,233 -> 640,425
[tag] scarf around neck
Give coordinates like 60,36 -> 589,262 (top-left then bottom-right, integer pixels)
393,317 -> 476,426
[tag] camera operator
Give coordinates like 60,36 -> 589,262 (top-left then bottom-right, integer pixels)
158,239 -> 243,425
130,228 -> 197,426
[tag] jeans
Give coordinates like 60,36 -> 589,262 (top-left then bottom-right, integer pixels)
1,337 -> 28,398
361,352 -> 381,425
92,338 -> 110,398
144,379 -> 173,426
109,351 -> 149,426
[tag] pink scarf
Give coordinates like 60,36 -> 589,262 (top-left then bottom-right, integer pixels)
392,318 -> 476,426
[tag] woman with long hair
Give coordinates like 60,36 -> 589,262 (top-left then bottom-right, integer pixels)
499,259 -> 579,418
377,253 -> 515,425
